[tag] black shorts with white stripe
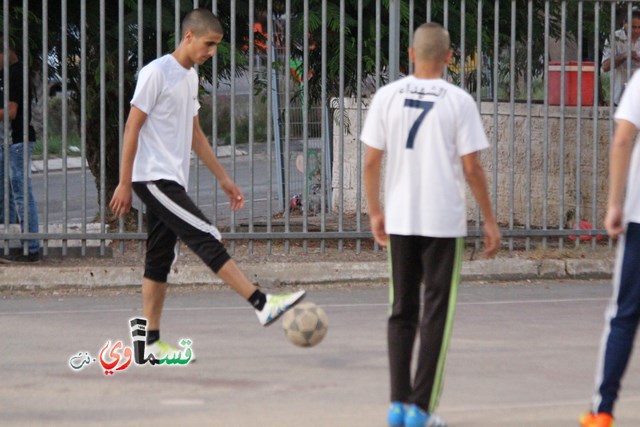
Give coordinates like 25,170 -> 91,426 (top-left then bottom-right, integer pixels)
133,180 -> 231,282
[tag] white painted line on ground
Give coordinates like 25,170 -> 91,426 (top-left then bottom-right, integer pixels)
160,398 -> 206,406
458,297 -> 609,306
0,298 -> 609,316
443,395 -> 640,413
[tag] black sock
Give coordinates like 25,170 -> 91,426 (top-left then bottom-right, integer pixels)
248,290 -> 267,311
147,330 -> 160,345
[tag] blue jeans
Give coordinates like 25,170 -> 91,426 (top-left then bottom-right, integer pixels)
0,142 -> 40,254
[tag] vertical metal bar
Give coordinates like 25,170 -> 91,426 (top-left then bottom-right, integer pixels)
138,0 -> 143,72
270,40 -> 283,213
211,0 -> 219,228
117,0 -> 123,256
175,0 -> 180,50
444,0 -> 449,28
627,3 -> 632,84
475,0 -> 483,252
21,0 -> 29,256
443,0 -> 449,80
409,0 -> 414,76
375,0 -> 380,90
81,0 -> 88,254
266,0 -> 273,253
508,0 -> 516,253
559,0 -> 566,249
525,0 -> 533,250
608,0 -> 615,252
62,0 -> 68,255
248,0 -> 255,254
193,0 -> 200,211
2,0 -> 8,255
576,0 -> 583,248
172,0 -> 180,264
284,0 -> 291,253
592,1 -> 600,250
356,0 -> 363,254
137,0 -> 144,256
460,0 -> 466,90
492,0 -> 499,217
99,0 -> 106,255
338,0 -> 345,252
476,0 -> 482,104
157,0 -> 162,57
389,0 -> 400,82
302,0 -> 309,253
320,0 -> 327,253
41,0 -> 49,255
542,0 -> 550,248
608,3 -> 614,139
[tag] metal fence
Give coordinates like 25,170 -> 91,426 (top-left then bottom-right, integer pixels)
0,1 -> 636,257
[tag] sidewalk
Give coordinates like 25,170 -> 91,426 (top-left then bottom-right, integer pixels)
0,254 -> 615,291
30,146 -> 247,173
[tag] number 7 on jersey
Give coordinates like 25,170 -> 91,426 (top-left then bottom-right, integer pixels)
404,99 -> 434,149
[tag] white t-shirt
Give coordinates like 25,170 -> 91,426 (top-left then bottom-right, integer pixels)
131,54 -> 200,190
361,75 -> 489,237
614,69 -> 640,225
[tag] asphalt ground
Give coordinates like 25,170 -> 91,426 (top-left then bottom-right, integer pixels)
1,280 -> 639,427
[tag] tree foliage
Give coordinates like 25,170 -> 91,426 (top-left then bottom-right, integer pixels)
0,0 -> 627,220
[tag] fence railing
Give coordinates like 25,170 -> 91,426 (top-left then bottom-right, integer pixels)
1,0 -> 635,257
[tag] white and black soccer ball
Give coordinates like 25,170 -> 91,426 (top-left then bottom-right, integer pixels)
282,302 -> 328,347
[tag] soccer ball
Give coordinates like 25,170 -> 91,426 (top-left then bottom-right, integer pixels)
282,302 -> 328,348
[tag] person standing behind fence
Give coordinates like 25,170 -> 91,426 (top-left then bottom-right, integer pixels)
0,37 -> 40,262
601,8 -> 640,106
579,70 -> 640,427
362,22 -> 500,427
0,71 -> 12,228
109,8 -> 305,360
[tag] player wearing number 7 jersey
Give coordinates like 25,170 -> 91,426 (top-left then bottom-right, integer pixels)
362,22 -> 501,427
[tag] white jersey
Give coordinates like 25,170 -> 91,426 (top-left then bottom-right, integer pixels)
614,69 -> 640,225
361,75 -> 489,237
131,54 -> 200,190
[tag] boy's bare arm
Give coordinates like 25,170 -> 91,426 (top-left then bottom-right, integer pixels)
461,151 -> 501,257
363,146 -> 387,246
109,106 -> 147,218
605,119 -> 636,238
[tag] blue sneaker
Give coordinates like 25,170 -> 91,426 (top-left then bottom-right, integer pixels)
388,402 -> 406,427
404,404 -> 447,427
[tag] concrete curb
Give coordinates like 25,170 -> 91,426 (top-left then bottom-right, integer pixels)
0,258 -> 614,290
31,147 -> 247,173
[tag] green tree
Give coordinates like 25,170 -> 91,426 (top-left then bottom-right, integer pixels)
1,0 -> 621,226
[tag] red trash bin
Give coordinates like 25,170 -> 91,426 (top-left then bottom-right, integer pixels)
548,61 -> 595,106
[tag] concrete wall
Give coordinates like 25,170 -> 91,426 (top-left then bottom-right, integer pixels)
332,98 -> 612,229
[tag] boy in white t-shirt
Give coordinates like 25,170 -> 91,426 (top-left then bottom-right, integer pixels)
109,8 -> 304,359
362,23 -> 500,427
579,70 -> 640,427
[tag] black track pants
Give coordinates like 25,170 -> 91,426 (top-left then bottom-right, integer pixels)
387,234 -> 463,413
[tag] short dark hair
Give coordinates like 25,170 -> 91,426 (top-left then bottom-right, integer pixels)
623,7 -> 640,22
182,8 -> 223,37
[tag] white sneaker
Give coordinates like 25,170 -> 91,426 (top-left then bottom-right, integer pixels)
256,290 -> 306,326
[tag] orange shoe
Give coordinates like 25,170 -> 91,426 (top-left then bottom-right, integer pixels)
579,412 -> 614,427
